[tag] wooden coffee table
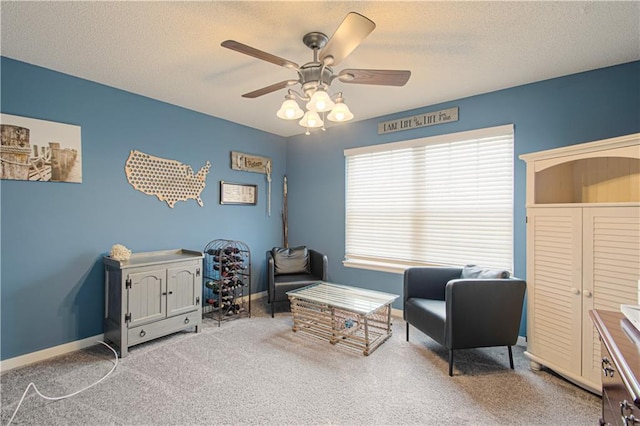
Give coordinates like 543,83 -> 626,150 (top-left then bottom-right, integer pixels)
287,281 -> 399,355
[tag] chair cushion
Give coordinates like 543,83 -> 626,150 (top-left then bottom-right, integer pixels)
273,274 -> 319,301
405,298 -> 447,346
461,264 -> 510,279
272,246 -> 310,275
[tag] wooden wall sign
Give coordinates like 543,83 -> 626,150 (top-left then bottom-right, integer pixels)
378,107 -> 459,134
230,151 -> 271,174
230,151 -> 273,215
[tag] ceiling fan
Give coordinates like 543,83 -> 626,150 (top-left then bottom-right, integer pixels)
221,12 -> 411,132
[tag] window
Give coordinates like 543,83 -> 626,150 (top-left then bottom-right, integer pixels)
344,124 -> 514,273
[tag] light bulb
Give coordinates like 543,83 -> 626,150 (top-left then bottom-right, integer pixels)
306,89 -> 335,112
299,111 -> 324,128
327,100 -> 354,122
276,98 -> 303,120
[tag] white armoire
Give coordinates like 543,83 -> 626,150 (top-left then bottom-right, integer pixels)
520,133 -> 640,393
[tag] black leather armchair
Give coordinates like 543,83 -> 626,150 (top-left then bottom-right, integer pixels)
404,265 -> 526,376
267,246 -> 328,318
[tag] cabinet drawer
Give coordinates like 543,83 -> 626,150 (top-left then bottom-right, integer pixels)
602,343 -> 640,425
128,311 -> 199,347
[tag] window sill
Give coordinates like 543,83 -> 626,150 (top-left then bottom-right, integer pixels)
342,259 -> 408,275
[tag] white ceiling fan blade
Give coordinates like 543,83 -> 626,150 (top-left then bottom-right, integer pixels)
319,12 -> 375,66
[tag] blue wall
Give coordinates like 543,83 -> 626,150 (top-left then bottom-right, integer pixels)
0,57 -> 286,360
2,57 -> 639,360
285,61 -> 640,335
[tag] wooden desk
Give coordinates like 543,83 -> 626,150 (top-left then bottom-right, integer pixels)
591,310 -> 640,426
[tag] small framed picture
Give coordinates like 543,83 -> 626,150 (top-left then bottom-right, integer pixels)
220,181 -> 257,205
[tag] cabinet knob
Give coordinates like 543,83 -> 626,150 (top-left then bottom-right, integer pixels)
140,329 -> 146,337
184,317 -> 190,324
584,290 -> 593,298
571,287 -> 581,295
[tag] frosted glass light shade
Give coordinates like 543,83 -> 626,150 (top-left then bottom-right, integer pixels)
276,99 -> 304,120
299,111 -> 324,128
305,90 -> 335,112
327,101 -> 354,122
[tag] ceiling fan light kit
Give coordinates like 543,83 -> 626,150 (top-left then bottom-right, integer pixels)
299,111 -> 324,129
276,95 -> 304,120
306,89 -> 335,112
222,12 -> 411,135
327,96 -> 354,122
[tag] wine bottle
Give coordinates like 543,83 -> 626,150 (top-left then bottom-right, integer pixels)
206,298 -> 223,308
205,281 -> 221,293
226,262 -> 245,270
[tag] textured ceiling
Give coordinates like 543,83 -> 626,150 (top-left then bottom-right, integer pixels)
1,1 -> 639,137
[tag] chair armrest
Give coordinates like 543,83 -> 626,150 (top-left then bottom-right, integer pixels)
444,278 -> 526,348
308,249 -> 328,281
403,267 -> 462,302
266,250 -> 275,302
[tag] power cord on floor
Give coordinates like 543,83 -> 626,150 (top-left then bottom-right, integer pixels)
5,341 -> 118,426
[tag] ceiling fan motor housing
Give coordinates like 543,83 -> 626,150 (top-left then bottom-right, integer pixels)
300,63 -> 333,95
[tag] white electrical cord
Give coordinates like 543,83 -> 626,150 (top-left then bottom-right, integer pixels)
6,341 -> 118,426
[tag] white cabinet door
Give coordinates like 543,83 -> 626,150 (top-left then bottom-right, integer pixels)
128,269 -> 166,328
167,264 -> 199,317
527,207 -> 583,375
582,206 -> 640,384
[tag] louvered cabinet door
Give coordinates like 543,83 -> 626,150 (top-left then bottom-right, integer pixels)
582,206 -> 640,385
526,207 -> 583,375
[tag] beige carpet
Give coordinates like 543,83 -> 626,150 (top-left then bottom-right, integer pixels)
1,302 -> 600,425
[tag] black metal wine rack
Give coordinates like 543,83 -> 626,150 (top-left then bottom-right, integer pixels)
203,239 -> 251,326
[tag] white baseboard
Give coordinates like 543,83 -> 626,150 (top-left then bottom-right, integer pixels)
0,333 -> 105,373
248,290 -> 267,301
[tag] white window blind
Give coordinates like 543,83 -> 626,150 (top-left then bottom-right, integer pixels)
344,124 -> 514,272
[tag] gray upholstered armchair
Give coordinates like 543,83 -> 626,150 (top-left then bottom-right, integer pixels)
403,265 -> 526,376
267,246 -> 328,318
